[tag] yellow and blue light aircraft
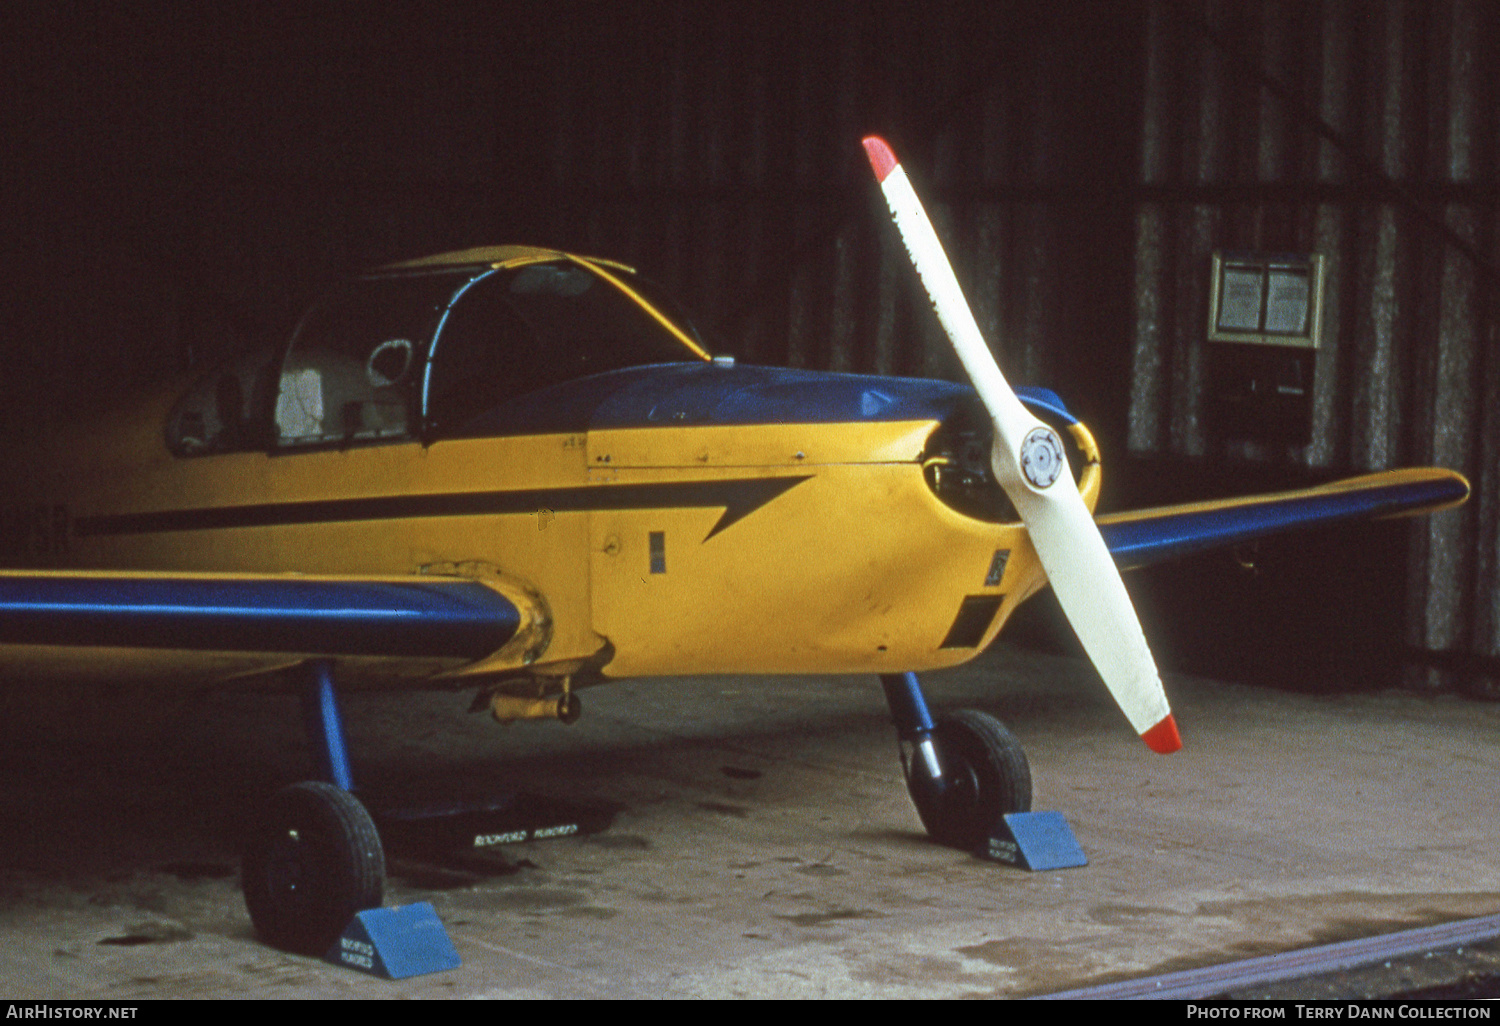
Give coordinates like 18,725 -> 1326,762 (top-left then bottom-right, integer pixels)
0,138 -> 1468,954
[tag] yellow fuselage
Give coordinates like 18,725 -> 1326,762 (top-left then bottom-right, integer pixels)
8,381 -> 1058,688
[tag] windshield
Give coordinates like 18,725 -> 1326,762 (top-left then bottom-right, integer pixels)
422,260 -> 708,438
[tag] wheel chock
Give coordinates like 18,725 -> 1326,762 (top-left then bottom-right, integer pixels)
324,902 -> 461,979
977,811 -> 1087,870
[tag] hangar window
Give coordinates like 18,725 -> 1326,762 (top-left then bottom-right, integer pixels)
273,273 -> 458,449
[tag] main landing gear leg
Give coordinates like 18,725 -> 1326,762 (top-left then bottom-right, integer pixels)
242,660 -> 386,955
879,672 -> 1032,852
299,659 -> 356,792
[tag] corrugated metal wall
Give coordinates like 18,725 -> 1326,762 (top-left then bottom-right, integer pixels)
1126,0 -> 1498,681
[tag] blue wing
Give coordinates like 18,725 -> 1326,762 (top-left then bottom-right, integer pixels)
0,573 -> 521,659
1098,468 -> 1469,571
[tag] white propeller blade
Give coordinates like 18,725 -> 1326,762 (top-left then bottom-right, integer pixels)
863,135 -> 1180,754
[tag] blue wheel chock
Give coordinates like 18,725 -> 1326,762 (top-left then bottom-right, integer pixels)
978,811 -> 1087,870
325,902 -> 461,979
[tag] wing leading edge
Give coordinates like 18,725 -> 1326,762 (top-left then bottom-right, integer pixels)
0,572 -> 523,659
1097,468 -> 1469,571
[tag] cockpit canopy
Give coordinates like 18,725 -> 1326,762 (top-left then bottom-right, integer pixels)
166,253 -> 709,456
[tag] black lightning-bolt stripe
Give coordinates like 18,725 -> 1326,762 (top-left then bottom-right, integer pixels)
73,476 -> 813,543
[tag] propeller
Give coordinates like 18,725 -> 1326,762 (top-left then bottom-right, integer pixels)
863,135 -> 1180,754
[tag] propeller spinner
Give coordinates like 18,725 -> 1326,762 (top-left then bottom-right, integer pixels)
863,135 -> 1180,754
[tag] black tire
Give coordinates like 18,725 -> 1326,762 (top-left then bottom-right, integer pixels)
905,709 -> 1032,851
242,781 -> 385,955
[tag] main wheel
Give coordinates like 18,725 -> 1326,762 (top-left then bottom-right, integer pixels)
242,781 -> 385,955
905,709 -> 1032,851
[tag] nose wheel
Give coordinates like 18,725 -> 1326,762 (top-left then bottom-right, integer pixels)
904,710 -> 1031,851
880,673 -> 1032,852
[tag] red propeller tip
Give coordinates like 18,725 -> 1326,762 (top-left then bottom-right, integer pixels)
862,136 -> 898,183
1142,714 -> 1182,754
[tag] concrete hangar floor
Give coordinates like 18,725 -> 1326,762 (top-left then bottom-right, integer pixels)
0,645 -> 1495,999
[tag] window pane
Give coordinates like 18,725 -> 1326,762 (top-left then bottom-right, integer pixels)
275,273 -> 463,448
166,347 -> 278,456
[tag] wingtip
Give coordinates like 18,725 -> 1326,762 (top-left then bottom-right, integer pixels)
862,136 -> 898,182
1142,714 -> 1182,754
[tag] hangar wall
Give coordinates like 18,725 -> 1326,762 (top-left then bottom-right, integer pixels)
1123,0 -> 1498,687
